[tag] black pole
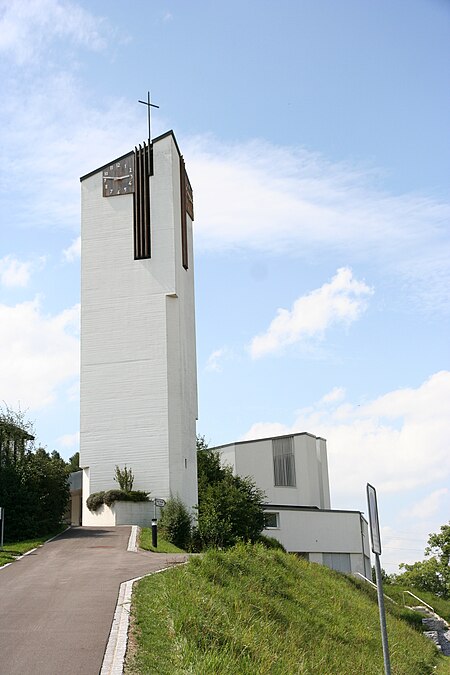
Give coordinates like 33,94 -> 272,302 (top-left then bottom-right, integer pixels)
151,518 -> 158,548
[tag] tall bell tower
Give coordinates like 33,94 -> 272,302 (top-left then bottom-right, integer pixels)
79,131 -> 198,525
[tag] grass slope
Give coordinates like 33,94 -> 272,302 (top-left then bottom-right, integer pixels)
385,584 -> 450,624
126,544 -> 447,674
139,528 -> 186,553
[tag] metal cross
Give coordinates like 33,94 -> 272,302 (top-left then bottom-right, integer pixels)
138,91 -> 159,147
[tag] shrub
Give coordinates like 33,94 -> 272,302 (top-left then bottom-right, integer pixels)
114,465 -> 134,492
159,496 -> 192,550
196,439 -> 265,550
86,489 -> 149,511
86,491 -> 106,512
257,534 -> 286,551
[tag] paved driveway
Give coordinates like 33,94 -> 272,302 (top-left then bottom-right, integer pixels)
0,527 -> 187,675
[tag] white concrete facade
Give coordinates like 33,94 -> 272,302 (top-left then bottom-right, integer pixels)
214,433 -> 371,577
79,500 -> 160,528
80,132 -> 198,525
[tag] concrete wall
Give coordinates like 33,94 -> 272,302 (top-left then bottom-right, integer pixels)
82,500 -> 159,527
80,132 -> 198,525
263,508 -> 370,575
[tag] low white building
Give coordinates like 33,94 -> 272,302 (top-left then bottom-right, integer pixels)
214,433 -> 371,577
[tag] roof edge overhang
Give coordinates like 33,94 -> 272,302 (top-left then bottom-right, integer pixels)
79,129 -> 181,183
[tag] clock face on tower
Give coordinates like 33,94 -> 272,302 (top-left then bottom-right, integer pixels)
102,153 -> 135,197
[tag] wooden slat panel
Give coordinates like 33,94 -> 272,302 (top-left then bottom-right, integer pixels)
180,156 -> 188,270
134,144 -> 152,260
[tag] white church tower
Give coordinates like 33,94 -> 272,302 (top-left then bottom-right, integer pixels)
79,131 -> 198,525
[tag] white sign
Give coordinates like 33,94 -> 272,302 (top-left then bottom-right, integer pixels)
154,498 -> 166,508
367,483 -> 382,555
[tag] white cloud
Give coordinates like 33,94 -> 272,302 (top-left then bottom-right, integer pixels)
0,0 -> 109,64
184,136 -> 450,311
0,255 -> 32,287
206,348 -> 225,372
63,236 -> 81,262
205,347 -> 234,373
249,267 -> 373,358
0,254 -> 46,287
0,297 -> 80,409
57,431 -> 79,449
320,387 -> 346,404
242,370 -> 450,500
405,488 -> 449,520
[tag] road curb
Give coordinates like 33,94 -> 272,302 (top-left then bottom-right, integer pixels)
126,525 -> 139,553
100,566 -> 175,675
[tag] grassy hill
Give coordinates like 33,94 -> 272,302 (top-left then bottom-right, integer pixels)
126,544 -> 450,674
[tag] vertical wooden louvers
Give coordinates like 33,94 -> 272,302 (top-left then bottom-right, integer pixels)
134,142 -> 151,259
180,156 -> 194,270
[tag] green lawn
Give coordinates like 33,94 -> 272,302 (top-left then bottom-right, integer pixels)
0,527 -> 66,567
126,543 -> 448,675
138,528 -> 186,553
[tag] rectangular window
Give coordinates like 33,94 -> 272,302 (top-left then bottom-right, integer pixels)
322,553 -> 351,574
272,436 -> 296,487
264,512 -> 279,529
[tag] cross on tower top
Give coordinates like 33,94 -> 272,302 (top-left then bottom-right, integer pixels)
138,91 -> 159,146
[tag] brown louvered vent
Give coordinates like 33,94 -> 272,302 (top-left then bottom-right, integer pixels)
180,156 -> 194,270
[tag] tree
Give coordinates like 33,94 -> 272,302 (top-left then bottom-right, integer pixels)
159,496 -> 192,549
0,446 -> 69,540
67,452 -> 80,473
0,407 -> 69,541
396,521 -> 450,598
195,436 -> 265,549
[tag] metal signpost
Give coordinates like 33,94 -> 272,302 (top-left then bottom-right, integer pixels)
367,483 -> 391,675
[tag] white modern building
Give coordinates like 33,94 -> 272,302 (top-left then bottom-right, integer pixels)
215,433 -> 371,576
79,131 -> 198,525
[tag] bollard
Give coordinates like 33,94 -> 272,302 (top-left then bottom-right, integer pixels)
151,518 -> 158,548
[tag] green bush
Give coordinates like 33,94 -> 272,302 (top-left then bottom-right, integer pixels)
86,491 -> 106,511
159,496 -> 192,550
0,447 -> 69,541
196,441 -> 265,550
87,489 -> 149,512
257,534 -> 286,551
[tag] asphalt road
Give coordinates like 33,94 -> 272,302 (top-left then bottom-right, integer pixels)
0,526 -> 188,675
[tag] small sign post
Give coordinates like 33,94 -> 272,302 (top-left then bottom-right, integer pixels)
367,484 -> 391,675
0,507 -> 4,551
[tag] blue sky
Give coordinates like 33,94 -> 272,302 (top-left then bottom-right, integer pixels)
0,0 -> 449,571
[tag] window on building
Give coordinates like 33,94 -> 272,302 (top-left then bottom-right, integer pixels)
272,436 -> 296,487
294,552 -> 310,561
322,552 -> 351,574
264,512 -> 279,529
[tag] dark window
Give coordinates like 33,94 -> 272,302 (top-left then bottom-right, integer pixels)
264,512 -> 279,529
